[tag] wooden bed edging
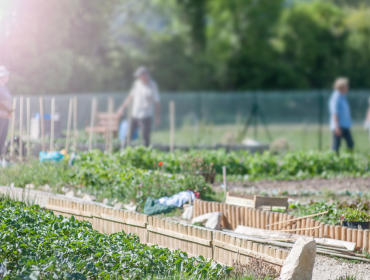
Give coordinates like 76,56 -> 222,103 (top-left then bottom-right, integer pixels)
194,199 -> 370,252
46,197 -> 287,273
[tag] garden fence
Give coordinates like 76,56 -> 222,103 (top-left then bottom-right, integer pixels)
46,197 -> 288,272
9,90 -> 370,151
194,199 -> 370,253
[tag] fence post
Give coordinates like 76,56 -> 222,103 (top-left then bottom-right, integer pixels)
169,101 -> 175,152
318,91 -> 324,150
10,98 -> 17,157
50,97 -> 55,152
73,96 -> 78,151
66,98 -> 73,152
26,98 -> 31,157
223,166 -> 227,202
88,98 -> 97,152
19,96 -> 23,160
39,97 -> 45,152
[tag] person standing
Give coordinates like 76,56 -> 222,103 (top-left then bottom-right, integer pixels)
117,67 -> 160,147
329,77 -> 353,153
364,97 -> 370,130
0,66 -> 12,156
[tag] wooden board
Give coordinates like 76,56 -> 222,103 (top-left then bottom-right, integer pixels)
213,240 -> 285,267
147,225 -> 211,246
225,193 -> 288,209
235,226 -> 356,251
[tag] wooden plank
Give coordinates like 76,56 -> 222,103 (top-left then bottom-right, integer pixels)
46,205 -> 92,217
96,213 -> 146,228
226,195 -> 255,208
255,196 -> 288,209
234,226 -> 356,251
147,225 -> 211,246
213,240 -> 284,267
267,211 -> 329,227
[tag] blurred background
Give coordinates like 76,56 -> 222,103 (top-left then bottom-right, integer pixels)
1,0 -> 370,152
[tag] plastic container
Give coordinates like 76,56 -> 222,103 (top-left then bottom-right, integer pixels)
343,221 -> 370,230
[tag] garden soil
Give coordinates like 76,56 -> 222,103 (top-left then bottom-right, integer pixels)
214,177 -> 370,193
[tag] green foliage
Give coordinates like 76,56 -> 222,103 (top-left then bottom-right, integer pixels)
342,208 -> 370,222
2,0 -> 370,93
289,201 -> 370,224
72,150 -> 211,203
1,148 -> 369,205
0,200 -> 231,279
289,201 -> 343,225
111,147 -> 370,180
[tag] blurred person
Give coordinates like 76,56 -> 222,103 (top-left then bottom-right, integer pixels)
364,97 -> 370,130
329,77 -> 353,153
0,66 -> 12,156
117,67 -> 160,147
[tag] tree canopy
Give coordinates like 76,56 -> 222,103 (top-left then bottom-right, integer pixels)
1,0 -> 370,94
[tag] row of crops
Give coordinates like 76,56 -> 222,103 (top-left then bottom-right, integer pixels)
108,147 -> 370,180
0,198 -> 233,279
0,148 -> 369,205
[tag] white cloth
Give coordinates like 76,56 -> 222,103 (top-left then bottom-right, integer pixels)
130,79 -> 160,119
157,190 -> 195,208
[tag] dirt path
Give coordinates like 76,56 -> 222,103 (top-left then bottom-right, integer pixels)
214,177 -> 370,193
313,254 -> 370,280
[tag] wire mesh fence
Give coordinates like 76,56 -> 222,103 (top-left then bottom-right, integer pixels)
8,90 -> 370,152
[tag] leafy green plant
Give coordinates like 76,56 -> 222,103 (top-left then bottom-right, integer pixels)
342,209 -> 370,222
0,200 -> 231,279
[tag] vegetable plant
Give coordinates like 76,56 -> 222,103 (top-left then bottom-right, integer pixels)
0,200 -> 231,279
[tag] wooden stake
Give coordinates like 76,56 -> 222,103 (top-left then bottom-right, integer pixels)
50,97 -> 55,152
335,226 -> 341,240
10,98 -> 17,157
363,230 -> 369,253
357,229 -> 363,250
341,227 -> 347,241
73,96 -> 78,151
108,97 -> 113,153
66,98 -> 73,152
352,229 -> 358,248
169,101 -> 175,152
39,97 -> 45,152
267,211 -> 329,227
19,96 -> 23,160
88,98 -> 97,152
347,228 -> 352,242
223,166 -> 227,202
26,98 -> 30,157
330,225 -> 335,239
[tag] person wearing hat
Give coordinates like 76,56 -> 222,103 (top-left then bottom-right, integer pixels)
117,67 -> 160,147
329,77 -> 354,153
0,66 -> 12,156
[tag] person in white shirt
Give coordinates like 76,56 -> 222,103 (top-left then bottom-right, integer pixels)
117,67 -> 161,147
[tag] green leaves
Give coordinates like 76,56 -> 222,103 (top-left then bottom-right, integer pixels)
0,201 -> 230,279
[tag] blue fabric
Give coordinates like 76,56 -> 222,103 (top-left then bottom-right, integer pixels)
329,91 -> 352,130
119,120 -> 139,141
39,151 -> 64,162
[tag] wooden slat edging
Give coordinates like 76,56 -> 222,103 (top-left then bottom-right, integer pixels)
46,205 -> 92,217
213,240 -> 285,267
266,212 -> 329,227
147,225 -> 211,246
96,213 -> 147,228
